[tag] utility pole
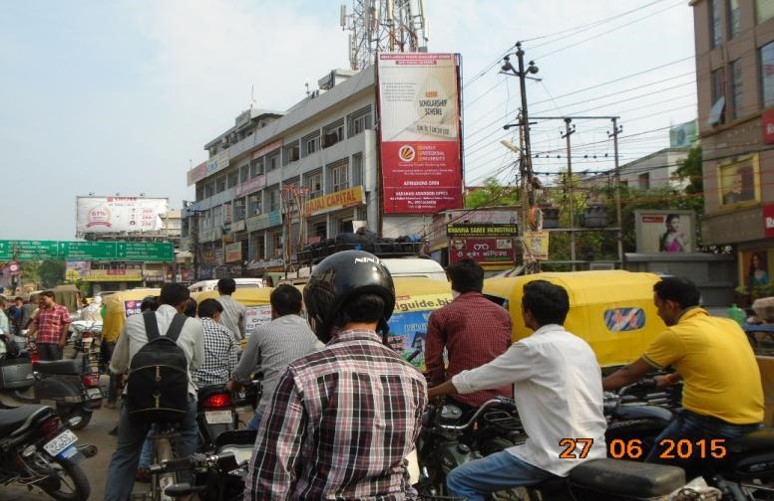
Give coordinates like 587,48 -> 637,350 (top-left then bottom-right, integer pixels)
609,118 -> 624,268
561,118 -> 577,271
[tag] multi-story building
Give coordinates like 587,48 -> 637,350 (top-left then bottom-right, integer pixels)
692,0 -> 774,289
185,67 -> 449,279
578,147 -> 690,191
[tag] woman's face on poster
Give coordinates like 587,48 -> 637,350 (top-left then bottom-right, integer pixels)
668,217 -> 680,232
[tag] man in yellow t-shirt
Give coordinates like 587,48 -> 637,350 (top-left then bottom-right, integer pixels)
603,276 -> 763,477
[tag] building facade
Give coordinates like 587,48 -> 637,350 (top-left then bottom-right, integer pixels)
185,67 -> 451,279
692,0 -> 774,290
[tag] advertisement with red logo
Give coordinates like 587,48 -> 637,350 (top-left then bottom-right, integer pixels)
764,203 -> 774,238
377,53 -> 463,214
448,238 -> 515,265
763,109 -> 774,145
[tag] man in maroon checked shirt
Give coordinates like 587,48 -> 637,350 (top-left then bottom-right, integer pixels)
425,259 -> 513,412
31,290 -> 71,361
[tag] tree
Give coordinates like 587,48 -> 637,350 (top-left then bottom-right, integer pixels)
464,178 -> 520,209
38,261 -> 66,288
673,145 -> 704,215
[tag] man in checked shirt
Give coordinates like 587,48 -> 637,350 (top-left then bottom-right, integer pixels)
244,250 -> 428,500
30,290 -> 72,361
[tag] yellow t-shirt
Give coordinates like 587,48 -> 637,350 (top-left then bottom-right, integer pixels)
643,307 -> 763,424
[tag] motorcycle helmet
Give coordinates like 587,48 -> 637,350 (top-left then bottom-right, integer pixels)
304,250 -> 396,343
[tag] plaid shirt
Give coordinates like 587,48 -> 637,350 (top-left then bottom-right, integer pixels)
35,304 -> 71,344
425,291 -> 513,407
193,317 -> 238,388
245,329 -> 428,500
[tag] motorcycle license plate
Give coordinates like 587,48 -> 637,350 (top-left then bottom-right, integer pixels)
43,429 -> 78,457
86,387 -> 103,400
205,410 -> 233,425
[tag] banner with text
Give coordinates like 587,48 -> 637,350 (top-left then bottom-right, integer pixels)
76,196 -> 168,236
377,53 -> 463,214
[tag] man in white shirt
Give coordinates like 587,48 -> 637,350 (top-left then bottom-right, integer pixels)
216,278 -> 246,340
428,280 -> 607,500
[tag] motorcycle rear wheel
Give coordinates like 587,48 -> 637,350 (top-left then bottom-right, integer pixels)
61,407 -> 92,431
152,437 -> 177,501
38,456 -> 91,501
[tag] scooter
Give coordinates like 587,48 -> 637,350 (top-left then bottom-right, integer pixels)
0,351 -> 103,430
196,385 -> 239,453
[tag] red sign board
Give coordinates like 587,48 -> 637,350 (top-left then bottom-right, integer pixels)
765,204 -> 774,238
763,110 -> 774,145
448,238 -> 515,265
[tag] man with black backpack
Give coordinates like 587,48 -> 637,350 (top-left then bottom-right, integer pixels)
104,283 -> 205,501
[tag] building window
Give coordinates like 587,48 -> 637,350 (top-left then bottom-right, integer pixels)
348,106 -> 373,138
727,0 -> 740,38
307,171 -> 323,199
240,165 -> 249,183
248,193 -> 262,216
227,170 -> 238,188
282,142 -> 300,166
757,0 -> 774,23
711,68 -> 726,125
329,160 -> 349,192
761,42 -> 774,107
205,182 -> 214,198
730,59 -> 743,119
216,176 -> 226,194
196,185 -> 204,200
638,173 -> 650,190
272,233 -> 283,258
251,158 -> 264,177
269,188 -> 280,212
302,131 -> 320,157
323,119 -> 345,148
268,154 -> 279,172
313,222 -> 327,239
710,0 -> 722,48
234,198 -> 246,221
352,154 -> 363,186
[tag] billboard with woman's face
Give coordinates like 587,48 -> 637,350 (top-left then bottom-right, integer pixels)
634,210 -> 696,253
742,250 -> 772,289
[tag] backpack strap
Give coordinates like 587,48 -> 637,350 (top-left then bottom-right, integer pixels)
164,313 -> 187,343
142,311 -> 161,342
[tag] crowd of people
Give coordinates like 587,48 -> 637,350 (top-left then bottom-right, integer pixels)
0,256 -> 766,501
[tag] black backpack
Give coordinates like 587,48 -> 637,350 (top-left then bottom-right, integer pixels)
126,311 -> 189,424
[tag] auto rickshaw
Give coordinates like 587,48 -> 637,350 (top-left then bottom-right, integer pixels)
192,288 -> 274,349
101,288 -> 162,343
483,270 -> 666,368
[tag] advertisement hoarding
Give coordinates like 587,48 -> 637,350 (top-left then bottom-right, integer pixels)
377,53 -> 463,214
448,238 -> 515,265
76,197 -> 169,236
634,210 -> 696,253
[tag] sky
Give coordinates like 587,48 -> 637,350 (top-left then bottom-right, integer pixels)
0,0 -> 695,240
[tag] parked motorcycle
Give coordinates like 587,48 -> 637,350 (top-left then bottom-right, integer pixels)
0,403 -> 97,500
0,351 -> 103,430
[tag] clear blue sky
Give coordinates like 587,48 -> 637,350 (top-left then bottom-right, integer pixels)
0,0 -> 695,240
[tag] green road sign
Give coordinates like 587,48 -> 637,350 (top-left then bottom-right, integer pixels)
0,240 -> 174,262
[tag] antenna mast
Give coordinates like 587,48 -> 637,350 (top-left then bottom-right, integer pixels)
341,0 -> 429,71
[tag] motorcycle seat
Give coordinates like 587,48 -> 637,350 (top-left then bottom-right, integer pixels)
34,358 -> 83,376
727,429 -> 774,454
0,405 -> 50,436
568,458 -> 686,497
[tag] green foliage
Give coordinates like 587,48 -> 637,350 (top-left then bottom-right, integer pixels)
19,260 -> 66,289
674,146 -> 703,200
465,178 -> 520,209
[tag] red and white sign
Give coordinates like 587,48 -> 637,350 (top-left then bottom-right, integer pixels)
377,53 -> 463,214
763,109 -> 774,145
448,238 -> 514,265
765,203 -> 774,238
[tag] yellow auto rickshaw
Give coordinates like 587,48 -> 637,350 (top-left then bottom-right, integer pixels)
192,288 -> 274,349
483,270 -> 666,368
101,288 -> 162,343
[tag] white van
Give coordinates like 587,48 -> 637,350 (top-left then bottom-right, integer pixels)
382,258 -> 447,281
188,278 -> 266,294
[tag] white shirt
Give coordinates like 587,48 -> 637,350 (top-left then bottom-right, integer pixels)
452,324 -> 607,477
217,295 -> 246,339
110,304 -> 205,397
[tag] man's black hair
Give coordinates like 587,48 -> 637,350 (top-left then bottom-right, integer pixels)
271,284 -> 303,316
198,298 -> 223,319
522,280 -> 570,326
40,290 -> 55,299
217,278 -> 236,295
184,298 -> 198,318
339,293 -> 386,326
159,283 -> 190,308
446,258 -> 484,293
140,296 -> 159,312
653,277 -> 701,310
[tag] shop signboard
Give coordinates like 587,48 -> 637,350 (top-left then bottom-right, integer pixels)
446,224 -> 519,237
765,203 -> 774,238
303,186 -> 365,217
448,238 -> 515,265
187,161 -> 207,186
225,242 -> 243,263
245,211 -> 282,232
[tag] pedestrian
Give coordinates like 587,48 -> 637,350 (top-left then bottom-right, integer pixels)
425,258 -> 513,414
103,283 -> 204,501
6,297 -> 24,336
244,251 -> 428,499
429,280 -> 607,500
194,298 -> 239,388
226,284 -> 324,431
603,276 -> 764,479
216,278 -> 246,339
30,290 -> 71,361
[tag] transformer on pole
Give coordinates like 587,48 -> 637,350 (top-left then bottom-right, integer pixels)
341,0 -> 429,71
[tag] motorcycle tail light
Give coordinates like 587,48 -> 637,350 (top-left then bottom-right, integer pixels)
40,416 -> 62,439
203,393 -> 232,408
82,374 -> 100,387
83,332 -> 92,339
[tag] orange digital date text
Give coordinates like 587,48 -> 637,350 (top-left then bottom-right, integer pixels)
558,438 -> 727,460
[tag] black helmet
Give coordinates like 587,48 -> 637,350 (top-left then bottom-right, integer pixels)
304,250 -> 396,342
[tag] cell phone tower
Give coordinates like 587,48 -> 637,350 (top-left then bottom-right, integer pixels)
340,0 -> 429,71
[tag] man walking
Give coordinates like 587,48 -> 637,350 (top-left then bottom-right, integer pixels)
425,258 -> 513,412
226,284 -> 323,430
244,251 -> 427,499
104,283 -> 204,501
32,290 -> 72,361
216,278 -> 246,340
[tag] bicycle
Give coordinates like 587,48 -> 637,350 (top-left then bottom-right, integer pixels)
146,423 -> 181,501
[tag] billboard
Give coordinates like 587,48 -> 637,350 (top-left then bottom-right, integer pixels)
377,53 -> 463,214
76,197 -> 168,236
634,210 -> 696,253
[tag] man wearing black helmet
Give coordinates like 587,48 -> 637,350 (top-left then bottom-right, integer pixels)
244,250 -> 428,500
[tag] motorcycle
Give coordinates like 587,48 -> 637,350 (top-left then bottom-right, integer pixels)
0,403 -> 97,500
0,351 -> 104,430
197,385 -> 239,453
149,429 -> 256,501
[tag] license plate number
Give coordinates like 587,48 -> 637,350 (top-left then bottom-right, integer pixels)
205,410 -> 233,425
86,387 -> 103,400
43,429 -> 78,457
